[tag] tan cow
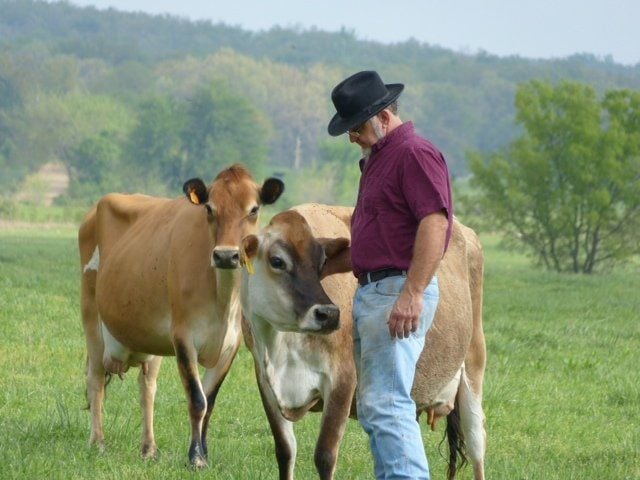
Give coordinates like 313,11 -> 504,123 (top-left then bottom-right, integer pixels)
241,203 -> 486,480
78,164 -> 284,467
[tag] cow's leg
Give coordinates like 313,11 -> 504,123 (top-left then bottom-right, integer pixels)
314,379 -> 356,480
173,337 -> 208,468
81,269 -> 107,452
458,372 -> 486,480
199,337 -> 241,460
256,371 -> 297,480
138,355 -> 162,459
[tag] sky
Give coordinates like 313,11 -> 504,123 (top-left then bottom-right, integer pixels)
62,0 -> 640,66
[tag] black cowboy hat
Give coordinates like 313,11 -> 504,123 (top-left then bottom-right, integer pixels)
327,70 -> 404,136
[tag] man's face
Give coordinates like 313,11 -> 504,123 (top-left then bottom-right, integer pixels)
347,113 -> 386,153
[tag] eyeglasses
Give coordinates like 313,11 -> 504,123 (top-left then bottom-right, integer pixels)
347,122 -> 367,138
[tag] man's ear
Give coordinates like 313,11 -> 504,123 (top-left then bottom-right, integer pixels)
318,237 -> 352,278
182,178 -> 208,205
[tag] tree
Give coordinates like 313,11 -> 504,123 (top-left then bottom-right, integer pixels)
470,80 -> 640,273
7,92 -> 133,177
316,137 -> 361,205
181,83 -> 269,180
66,131 -> 124,202
124,95 -> 186,190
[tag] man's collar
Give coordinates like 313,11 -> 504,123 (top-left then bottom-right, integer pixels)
370,121 -> 414,155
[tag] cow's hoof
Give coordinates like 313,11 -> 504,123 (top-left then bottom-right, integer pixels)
89,438 -> 106,454
141,442 -> 158,460
189,456 -> 208,469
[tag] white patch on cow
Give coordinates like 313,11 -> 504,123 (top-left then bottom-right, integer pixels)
256,328 -> 326,417
433,366 -> 462,408
195,291 -> 242,368
458,369 -> 486,463
83,246 -> 100,273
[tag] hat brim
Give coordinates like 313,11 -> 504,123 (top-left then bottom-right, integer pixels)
327,83 -> 404,137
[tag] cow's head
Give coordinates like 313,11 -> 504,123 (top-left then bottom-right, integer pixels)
183,164 -> 284,269
241,210 -> 350,334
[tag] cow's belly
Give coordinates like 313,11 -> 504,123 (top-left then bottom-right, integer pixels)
101,321 -> 156,374
96,258 -> 174,355
100,311 -> 174,356
98,295 -> 174,355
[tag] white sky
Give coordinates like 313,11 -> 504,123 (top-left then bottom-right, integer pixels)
61,0 -> 640,66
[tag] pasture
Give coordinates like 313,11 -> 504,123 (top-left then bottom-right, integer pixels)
0,224 -> 638,479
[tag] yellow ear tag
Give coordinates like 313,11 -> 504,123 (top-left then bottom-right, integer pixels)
240,249 -> 255,275
245,256 -> 255,275
189,190 -> 200,204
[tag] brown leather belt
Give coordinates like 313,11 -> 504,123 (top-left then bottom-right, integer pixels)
357,268 -> 407,286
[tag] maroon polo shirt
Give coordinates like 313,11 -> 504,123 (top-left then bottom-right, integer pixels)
351,122 -> 453,278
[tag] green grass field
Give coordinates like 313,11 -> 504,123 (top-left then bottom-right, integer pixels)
0,224 -> 638,479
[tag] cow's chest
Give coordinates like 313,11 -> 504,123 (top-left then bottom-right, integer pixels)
259,334 -> 328,420
193,297 -> 242,368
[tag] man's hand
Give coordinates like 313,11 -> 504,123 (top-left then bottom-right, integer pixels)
388,289 -> 424,338
386,211 -> 447,339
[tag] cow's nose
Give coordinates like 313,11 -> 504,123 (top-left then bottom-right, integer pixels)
313,305 -> 340,330
213,248 -> 240,269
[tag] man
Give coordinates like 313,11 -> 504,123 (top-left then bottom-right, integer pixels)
328,70 -> 453,479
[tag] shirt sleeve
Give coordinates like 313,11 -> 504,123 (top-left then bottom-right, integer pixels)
401,144 -> 451,221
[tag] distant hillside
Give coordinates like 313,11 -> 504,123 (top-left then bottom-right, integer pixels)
1,0 -> 639,183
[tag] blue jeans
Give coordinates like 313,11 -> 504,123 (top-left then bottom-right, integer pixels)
353,274 -> 439,480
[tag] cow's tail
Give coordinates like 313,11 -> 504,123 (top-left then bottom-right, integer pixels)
444,397 -> 467,480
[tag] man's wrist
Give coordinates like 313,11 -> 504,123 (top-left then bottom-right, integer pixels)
401,279 -> 425,297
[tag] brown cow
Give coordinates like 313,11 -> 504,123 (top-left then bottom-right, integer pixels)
240,203 -> 486,480
78,164 -> 283,467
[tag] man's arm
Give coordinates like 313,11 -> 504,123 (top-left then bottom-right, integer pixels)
387,211 -> 448,338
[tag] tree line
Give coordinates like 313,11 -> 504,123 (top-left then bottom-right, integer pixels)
1,0 -> 638,272
2,0 -> 639,183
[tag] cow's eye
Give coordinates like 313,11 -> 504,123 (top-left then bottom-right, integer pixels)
269,256 -> 286,270
249,206 -> 259,217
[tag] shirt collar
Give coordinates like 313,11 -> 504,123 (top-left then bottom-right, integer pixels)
370,121 -> 415,155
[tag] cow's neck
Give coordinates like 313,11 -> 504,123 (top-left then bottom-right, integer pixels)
215,269 -> 241,307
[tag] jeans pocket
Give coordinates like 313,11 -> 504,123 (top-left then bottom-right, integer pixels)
373,276 -> 406,296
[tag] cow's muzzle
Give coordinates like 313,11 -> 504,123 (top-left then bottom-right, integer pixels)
310,304 -> 340,332
212,248 -> 240,269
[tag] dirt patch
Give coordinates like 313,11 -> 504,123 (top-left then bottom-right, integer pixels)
16,161 -> 70,206
0,219 -> 77,230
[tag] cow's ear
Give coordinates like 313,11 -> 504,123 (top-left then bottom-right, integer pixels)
242,234 -> 259,260
183,178 -> 208,205
260,178 -> 284,205
318,237 -> 351,278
